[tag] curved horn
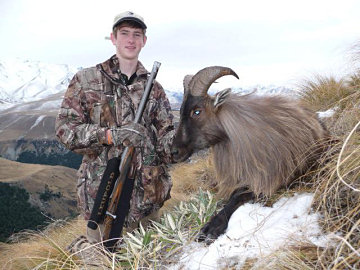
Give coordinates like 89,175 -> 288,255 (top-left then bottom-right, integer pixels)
188,66 -> 239,96
183,75 -> 193,95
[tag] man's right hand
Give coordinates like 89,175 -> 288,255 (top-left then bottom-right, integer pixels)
108,122 -> 147,147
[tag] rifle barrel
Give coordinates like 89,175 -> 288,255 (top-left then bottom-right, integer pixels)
134,61 -> 161,123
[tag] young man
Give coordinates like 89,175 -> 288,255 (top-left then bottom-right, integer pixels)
55,11 -> 174,245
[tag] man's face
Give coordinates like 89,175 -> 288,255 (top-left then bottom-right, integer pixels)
111,26 -> 147,61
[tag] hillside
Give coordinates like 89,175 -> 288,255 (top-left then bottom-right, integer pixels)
0,157 -> 78,220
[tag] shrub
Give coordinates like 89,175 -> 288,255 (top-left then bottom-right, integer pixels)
0,182 -> 48,242
17,151 -> 82,169
39,184 -> 62,202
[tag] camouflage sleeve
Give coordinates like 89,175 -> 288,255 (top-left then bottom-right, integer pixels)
55,72 -> 107,155
151,81 -> 175,164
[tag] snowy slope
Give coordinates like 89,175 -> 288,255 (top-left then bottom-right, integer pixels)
0,58 -> 78,107
0,58 -> 297,112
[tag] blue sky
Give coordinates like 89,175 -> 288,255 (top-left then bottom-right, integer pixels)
1,0 -> 360,91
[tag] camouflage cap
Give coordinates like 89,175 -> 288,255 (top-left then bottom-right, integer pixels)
113,11 -> 147,30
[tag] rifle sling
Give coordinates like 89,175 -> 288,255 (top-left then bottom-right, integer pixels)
87,157 -> 120,230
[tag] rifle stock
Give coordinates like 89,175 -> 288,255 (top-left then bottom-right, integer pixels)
87,157 -> 120,230
102,145 -> 135,242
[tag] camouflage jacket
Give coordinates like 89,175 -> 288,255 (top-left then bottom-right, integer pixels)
55,55 -> 174,224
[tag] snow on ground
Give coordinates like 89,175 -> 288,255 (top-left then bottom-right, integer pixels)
170,193 -> 333,270
317,108 -> 337,118
29,115 -> 46,130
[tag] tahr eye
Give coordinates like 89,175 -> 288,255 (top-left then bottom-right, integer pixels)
191,109 -> 202,118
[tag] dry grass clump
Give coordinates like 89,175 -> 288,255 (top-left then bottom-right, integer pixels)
298,75 -> 352,112
0,218 -> 104,270
164,152 -> 216,208
311,122 -> 360,269
298,52 -> 360,138
298,63 -> 360,269
346,71 -> 360,88
250,244 -> 323,270
0,217 -> 123,269
324,89 -> 360,137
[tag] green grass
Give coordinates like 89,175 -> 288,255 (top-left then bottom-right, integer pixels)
114,189 -> 221,268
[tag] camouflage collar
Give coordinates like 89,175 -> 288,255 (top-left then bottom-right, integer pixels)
98,55 -> 149,84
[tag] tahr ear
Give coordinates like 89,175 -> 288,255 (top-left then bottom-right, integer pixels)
213,88 -> 231,111
183,75 -> 193,95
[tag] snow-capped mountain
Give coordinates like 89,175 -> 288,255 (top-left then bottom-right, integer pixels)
0,59 -> 188,112
0,58 -> 296,163
232,84 -> 298,96
0,58 -> 297,111
0,58 -> 78,108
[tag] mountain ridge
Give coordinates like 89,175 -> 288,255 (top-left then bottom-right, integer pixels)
0,58 -> 297,111
0,58 -> 296,163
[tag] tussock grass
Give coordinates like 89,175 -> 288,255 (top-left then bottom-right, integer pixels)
298,70 -> 360,137
250,244 -> 322,270
0,218 -> 87,269
164,153 -> 216,209
295,58 -> 360,269
298,75 -> 351,111
324,89 -> 360,137
311,122 -> 360,269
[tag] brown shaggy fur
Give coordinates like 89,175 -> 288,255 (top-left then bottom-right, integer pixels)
213,93 -> 328,199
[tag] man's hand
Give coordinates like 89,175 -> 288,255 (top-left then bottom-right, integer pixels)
108,122 -> 147,147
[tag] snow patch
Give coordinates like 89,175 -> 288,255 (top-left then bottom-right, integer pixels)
171,193 -> 333,270
317,108 -> 337,118
30,115 -> 46,130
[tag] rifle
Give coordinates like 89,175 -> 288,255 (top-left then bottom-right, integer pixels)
87,61 -> 161,251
